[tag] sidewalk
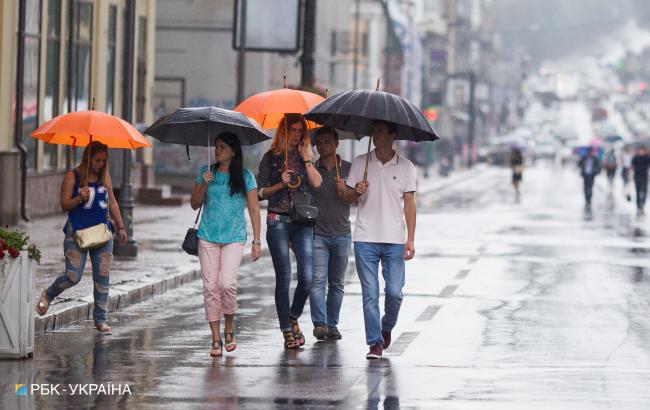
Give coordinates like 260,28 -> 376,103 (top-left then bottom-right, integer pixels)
21,164 -> 481,334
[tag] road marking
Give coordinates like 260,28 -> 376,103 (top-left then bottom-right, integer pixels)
416,305 -> 442,322
456,269 -> 471,279
388,331 -> 420,356
439,285 -> 458,297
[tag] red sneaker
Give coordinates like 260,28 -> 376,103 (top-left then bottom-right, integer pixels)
381,330 -> 391,349
366,344 -> 383,359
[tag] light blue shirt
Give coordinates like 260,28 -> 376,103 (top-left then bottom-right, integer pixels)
195,165 -> 257,244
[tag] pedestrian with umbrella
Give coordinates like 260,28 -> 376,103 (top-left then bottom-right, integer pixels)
235,85 -> 324,350
145,106 -> 268,357
309,126 -> 354,341
305,83 -> 438,359
578,146 -> 602,211
631,144 -> 650,216
32,109 -> 151,334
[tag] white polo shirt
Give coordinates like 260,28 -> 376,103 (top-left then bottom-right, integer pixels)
346,149 -> 417,244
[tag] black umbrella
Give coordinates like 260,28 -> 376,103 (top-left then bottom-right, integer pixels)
305,82 -> 439,181
304,90 -> 439,142
144,106 -> 270,164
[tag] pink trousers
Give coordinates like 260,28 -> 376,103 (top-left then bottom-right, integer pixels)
198,240 -> 245,322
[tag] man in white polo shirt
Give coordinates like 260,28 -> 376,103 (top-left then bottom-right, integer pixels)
343,120 -> 417,359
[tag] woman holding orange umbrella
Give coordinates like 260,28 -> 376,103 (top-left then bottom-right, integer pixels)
36,141 -> 126,334
257,114 -> 322,349
32,109 -> 150,334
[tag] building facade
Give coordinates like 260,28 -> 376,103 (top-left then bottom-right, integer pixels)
0,0 -> 156,226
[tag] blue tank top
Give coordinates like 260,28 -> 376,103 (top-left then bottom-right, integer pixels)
64,169 -> 111,232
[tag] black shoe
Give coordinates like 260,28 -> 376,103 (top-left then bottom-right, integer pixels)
313,326 -> 328,341
327,327 -> 342,340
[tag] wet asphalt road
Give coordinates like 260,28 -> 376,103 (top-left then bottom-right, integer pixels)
2,163 -> 650,409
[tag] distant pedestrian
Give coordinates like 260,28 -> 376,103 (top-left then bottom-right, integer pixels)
603,148 -> 618,194
510,147 -> 524,199
36,141 -> 127,334
631,144 -> 650,216
578,146 -> 601,209
309,127 -> 352,341
257,115 -> 322,349
342,120 -> 417,359
622,144 -> 633,201
190,132 -> 262,357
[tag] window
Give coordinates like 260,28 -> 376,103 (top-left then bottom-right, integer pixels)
135,16 -> 147,123
64,0 -> 93,165
22,0 -> 41,170
44,0 -> 62,170
106,5 -> 117,114
71,0 -> 93,112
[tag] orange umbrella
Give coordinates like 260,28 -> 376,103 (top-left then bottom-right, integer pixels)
234,82 -> 325,188
31,110 -> 151,149
233,87 -> 324,130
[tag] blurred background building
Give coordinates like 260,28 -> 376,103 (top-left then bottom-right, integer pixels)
1,0 -> 503,224
153,0 -> 500,190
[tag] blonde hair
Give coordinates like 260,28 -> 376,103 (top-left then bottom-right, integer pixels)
77,141 -> 109,186
270,115 -> 312,156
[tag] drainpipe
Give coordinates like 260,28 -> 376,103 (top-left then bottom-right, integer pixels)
14,0 -> 29,222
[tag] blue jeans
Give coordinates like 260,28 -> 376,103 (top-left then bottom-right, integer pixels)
309,234 -> 351,328
266,219 -> 314,332
354,242 -> 405,346
46,226 -> 113,325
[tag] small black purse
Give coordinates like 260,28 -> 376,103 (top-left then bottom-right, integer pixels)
182,205 -> 202,256
289,191 -> 319,226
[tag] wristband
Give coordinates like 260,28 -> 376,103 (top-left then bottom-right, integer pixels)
252,240 -> 261,245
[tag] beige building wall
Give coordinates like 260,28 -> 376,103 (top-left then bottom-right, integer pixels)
0,0 -> 16,153
0,0 -> 157,225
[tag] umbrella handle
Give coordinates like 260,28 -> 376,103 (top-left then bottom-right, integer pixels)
284,114 -> 302,189
287,175 -> 301,189
284,115 -> 289,171
363,137 -> 371,182
84,135 -> 93,187
335,158 -> 340,180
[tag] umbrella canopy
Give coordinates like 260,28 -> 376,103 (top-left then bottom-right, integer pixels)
31,110 -> 151,149
304,89 -> 439,142
144,106 -> 270,146
234,88 -> 325,129
604,135 -> 623,144
573,146 -> 604,157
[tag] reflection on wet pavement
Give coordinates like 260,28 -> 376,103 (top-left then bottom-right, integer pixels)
2,165 -> 650,408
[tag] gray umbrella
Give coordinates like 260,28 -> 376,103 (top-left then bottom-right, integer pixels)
144,106 -> 270,163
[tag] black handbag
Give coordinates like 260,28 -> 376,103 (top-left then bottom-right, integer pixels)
289,190 -> 319,226
182,205 -> 202,256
